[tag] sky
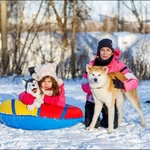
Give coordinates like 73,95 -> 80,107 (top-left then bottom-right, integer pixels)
23,1 -> 150,22
86,1 -> 150,22
0,75 -> 150,149
24,1 -> 119,22
10,0 -> 148,26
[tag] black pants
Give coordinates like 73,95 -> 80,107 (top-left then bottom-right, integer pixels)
84,101 -> 118,129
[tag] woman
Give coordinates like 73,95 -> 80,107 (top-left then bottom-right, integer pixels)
81,38 -> 138,129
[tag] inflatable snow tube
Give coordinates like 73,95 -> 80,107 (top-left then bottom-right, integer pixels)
0,99 -> 83,130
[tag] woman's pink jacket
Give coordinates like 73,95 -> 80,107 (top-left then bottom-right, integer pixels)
81,49 -> 138,103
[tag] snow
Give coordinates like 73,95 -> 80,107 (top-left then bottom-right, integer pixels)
0,76 -> 150,149
1,1 -> 150,148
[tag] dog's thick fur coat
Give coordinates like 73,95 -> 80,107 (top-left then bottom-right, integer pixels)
86,65 -> 146,133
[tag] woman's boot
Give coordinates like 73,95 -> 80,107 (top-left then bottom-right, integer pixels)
114,103 -> 118,129
100,103 -> 118,129
84,101 -> 100,128
100,104 -> 108,128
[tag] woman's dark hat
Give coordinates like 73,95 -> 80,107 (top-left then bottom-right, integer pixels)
97,38 -> 114,56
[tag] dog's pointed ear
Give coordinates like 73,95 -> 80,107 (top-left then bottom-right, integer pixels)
22,79 -> 27,86
86,64 -> 92,73
101,66 -> 108,73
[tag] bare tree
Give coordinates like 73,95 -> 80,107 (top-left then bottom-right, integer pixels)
117,0 -> 120,32
48,0 -> 68,78
47,6 -> 55,63
121,35 -> 150,80
0,1 -> 9,75
1,0 -> 90,77
48,0 -> 90,78
7,0 -> 46,75
122,0 -> 146,33
9,1 -> 26,75
71,0 -> 76,78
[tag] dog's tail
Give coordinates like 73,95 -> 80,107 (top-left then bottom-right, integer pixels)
126,88 -> 141,108
132,88 -> 139,100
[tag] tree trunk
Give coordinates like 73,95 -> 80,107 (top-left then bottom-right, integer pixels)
49,0 -> 68,78
71,0 -> 76,78
117,0 -> 120,32
1,1 -> 9,75
59,0 -> 68,78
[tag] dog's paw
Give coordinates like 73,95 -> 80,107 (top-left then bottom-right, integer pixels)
86,126 -> 93,131
27,105 -> 35,111
141,123 -> 146,128
108,129 -> 113,134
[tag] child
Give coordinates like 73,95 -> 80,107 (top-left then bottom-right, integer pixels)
38,75 -> 65,106
19,63 -> 66,107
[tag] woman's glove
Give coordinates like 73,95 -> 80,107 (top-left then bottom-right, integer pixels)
112,76 -> 124,89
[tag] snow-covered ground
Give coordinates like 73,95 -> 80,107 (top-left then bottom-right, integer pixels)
0,76 -> 150,149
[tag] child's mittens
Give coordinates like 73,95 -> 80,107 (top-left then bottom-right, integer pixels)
42,88 -> 53,96
27,101 -> 41,111
36,97 -> 44,104
34,101 -> 41,108
27,104 -> 35,111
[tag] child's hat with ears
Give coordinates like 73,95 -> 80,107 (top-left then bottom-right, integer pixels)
28,63 -> 63,85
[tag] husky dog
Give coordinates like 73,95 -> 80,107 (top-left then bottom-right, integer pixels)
22,78 -> 44,111
86,64 -> 146,134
